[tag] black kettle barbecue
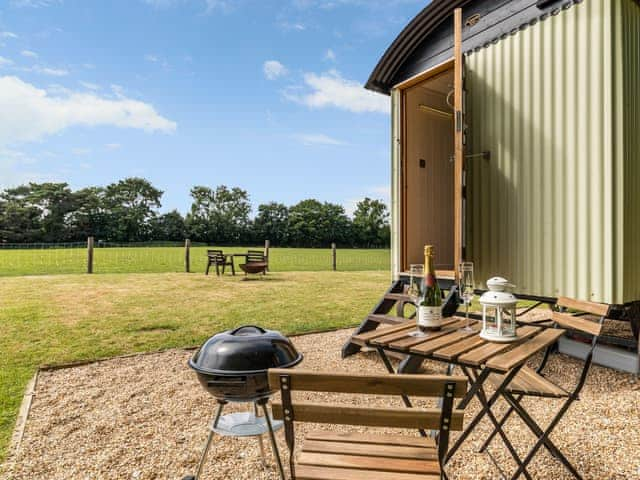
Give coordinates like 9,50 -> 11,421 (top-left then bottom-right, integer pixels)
184,325 -> 302,480
189,324 -> 302,401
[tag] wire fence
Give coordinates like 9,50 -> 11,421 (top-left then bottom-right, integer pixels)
0,241 -> 390,276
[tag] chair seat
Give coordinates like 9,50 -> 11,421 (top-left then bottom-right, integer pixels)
295,431 -> 440,480
488,366 -> 569,398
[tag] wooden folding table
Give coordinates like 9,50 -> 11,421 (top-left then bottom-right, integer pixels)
352,317 -> 565,480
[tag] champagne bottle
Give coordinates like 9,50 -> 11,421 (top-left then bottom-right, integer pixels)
418,245 -> 442,331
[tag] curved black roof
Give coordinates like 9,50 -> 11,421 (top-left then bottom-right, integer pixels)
365,0 -> 469,95
365,0 -> 614,95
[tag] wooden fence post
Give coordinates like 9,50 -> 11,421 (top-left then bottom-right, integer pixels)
87,236 -> 94,274
331,242 -> 337,271
264,239 -> 270,272
184,239 -> 191,273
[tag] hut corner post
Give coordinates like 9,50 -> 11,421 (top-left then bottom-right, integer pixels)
453,6 -> 464,281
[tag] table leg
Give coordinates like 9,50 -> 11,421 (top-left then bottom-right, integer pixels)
445,366 -> 522,463
471,376 -> 532,480
376,347 -> 428,438
478,394 -> 523,453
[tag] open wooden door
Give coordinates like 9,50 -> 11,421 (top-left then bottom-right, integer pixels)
393,8 -> 465,279
453,7 -> 465,279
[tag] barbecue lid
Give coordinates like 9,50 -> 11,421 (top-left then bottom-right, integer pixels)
189,325 -> 302,375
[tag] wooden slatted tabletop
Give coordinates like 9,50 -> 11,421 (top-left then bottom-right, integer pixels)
352,317 -> 565,373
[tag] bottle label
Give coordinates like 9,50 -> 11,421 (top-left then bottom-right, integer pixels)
418,306 -> 442,328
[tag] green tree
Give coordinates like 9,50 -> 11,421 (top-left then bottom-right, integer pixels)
352,197 -> 390,247
288,199 -> 351,247
66,187 -> 108,241
0,185 -> 42,243
103,177 -> 163,241
253,202 -> 289,246
151,210 -> 186,241
0,183 -> 79,242
185,185 -> 251,244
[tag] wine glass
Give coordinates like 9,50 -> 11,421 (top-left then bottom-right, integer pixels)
459,262 -> 475,332
407,264 -> 428,338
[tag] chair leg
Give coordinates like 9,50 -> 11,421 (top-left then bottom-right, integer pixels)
215,263 -> 220,276
205,260 -> 210,276
505,393 -> 582,480
230,263 -> 235,276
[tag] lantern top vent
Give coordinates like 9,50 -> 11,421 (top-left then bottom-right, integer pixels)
481,277 -> 517,306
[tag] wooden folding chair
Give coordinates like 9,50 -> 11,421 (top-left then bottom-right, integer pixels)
268,369 -> 467,480
205,249 -> 234,276
481,296 -> 608,480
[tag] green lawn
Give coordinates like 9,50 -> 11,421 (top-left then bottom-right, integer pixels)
0,246 -> 390,276
0,270 -> 388,461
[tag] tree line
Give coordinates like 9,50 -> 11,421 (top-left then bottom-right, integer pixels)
0,177 -> 390,248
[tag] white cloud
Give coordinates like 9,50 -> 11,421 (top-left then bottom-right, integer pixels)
278,21 -> 306,31
111,84 -> 125,97
21,50 -> 38,58
145,54 -> 169,69
71,147 -> 91,155
105,143 -> 122,150
0,56 -> 14,67
0,76 -> 177,147
324,49 -> 336,61
11,0 -> 62,7
0,32 -> 18,39
293,133 -> 346,146
285,69 -> 388,114
79,81 -> 100,90
142,0 -> 233,13
263,60 -> 288,80
0,148 -> 59,188
344,185 -> 391,217
31,65 -> 69,76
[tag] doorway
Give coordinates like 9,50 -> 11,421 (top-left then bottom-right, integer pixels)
401,67 -> 455,272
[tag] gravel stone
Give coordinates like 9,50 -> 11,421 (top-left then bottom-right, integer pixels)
2,329 -> 638,479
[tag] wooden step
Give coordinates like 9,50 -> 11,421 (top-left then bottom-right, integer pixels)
384,293 -> 412,302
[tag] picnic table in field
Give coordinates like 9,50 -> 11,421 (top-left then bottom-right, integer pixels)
352,316 -> 582,480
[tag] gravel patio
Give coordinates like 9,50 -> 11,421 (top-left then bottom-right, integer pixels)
2,328 -> 639,480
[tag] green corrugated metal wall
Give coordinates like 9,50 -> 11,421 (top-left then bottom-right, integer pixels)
617,0 -> 640,302
465,0 -> 637,304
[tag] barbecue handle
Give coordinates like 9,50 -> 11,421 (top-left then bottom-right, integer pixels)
230,325 -> 267,335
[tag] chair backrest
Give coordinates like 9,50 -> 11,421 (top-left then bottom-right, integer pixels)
268,369 -> 467,478
542,296 -> 609,396
207,249 -> 224,261
246,250 -> 265,263
552,296 -> 609,337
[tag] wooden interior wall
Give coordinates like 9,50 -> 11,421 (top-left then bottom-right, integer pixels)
403,80 -> 455,270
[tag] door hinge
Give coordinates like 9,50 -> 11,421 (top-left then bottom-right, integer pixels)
456,111 -> 462,132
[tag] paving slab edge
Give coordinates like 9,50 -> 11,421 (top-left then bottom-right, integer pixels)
8,370 -> 39,458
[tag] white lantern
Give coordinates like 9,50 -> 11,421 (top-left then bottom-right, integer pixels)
479,277 -> 518,342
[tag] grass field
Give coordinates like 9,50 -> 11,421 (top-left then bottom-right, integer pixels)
0,270 -> 388,461
0,246 -> 390,276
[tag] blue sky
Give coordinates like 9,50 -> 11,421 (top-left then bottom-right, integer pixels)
0,0 -> 427,215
